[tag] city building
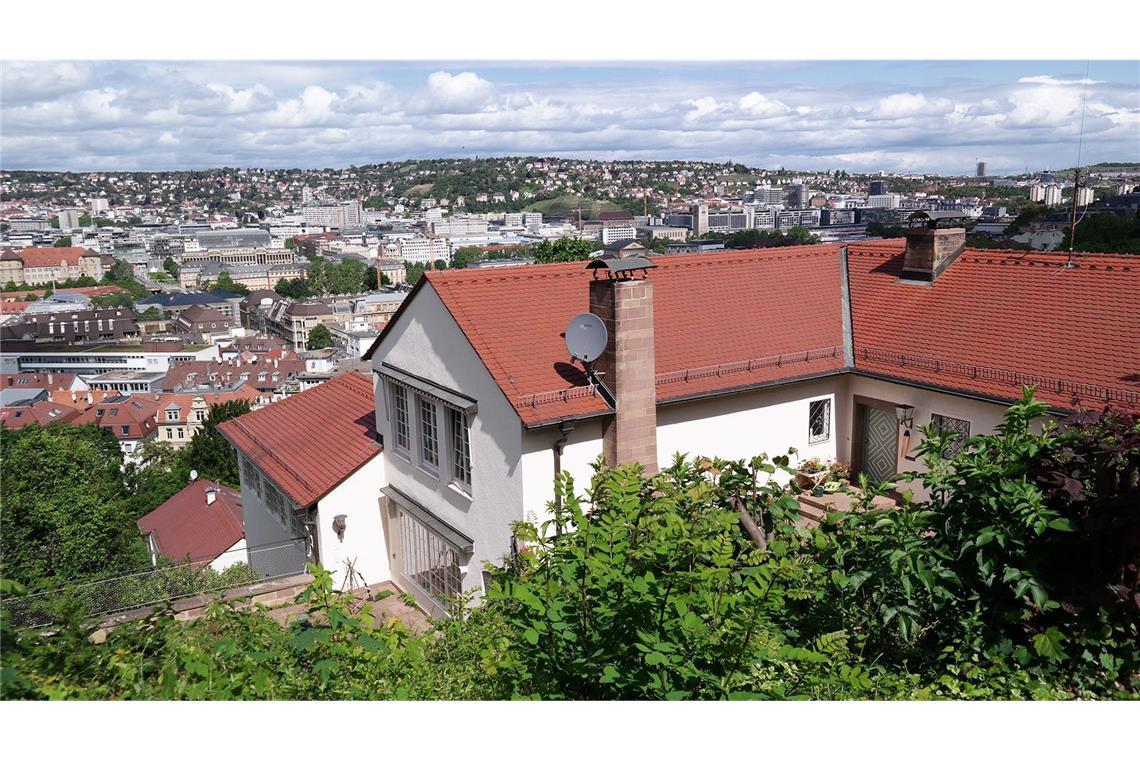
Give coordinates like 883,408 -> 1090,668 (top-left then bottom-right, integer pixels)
0,307 -> 139,346
172,305 -> 235,343
0,246 -> 105,286
387,236 -> 452,265
600,224 -> 638,245
865,194 -> 901,209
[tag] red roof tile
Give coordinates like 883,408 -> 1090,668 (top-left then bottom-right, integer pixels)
0,401 -> 79,429
218,372 -> 380,507
18,246 -> 98,268
369,240 -> 1140,428
71,395 -> 159,439
847,242 -> 1140,411
424,245 -> 847,426
137,479 -> 244,564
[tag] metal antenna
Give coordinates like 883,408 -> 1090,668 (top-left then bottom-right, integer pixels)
1067,61 -> 1093,263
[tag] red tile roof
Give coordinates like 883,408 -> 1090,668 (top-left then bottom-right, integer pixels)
846,241 -> 1140,411
421,245 -> 847,426
18,246 -> 98,268
0,401 -> 79,429
218,372 -> 380,507
71,395 -> 159,440
1,372 -> 80,391
137,479 -> 244,564
368,240 -> 1140,428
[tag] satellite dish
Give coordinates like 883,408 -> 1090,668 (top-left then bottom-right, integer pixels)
189,469 -> 199,482
565,312 -> 608,364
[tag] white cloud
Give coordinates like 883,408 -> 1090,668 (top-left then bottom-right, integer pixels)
1,62 -> 1137,174
425,71 -> 494,112
683,96 -> 723,122
1017,75 -> 1105,86
874,92 -> 953,119
265,85 -> 336,127
737,91 -> 790,118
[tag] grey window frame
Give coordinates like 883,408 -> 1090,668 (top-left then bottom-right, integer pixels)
417,396 -> 440,474
391,383 -> 411,456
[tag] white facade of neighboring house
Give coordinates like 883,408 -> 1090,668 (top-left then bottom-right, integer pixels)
236,449 -> 389,589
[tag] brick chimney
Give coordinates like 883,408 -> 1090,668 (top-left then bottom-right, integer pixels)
587,255 -> 658,474
901,216 -> 967,282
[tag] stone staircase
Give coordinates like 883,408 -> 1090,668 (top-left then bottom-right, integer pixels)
795,487 -> 899,527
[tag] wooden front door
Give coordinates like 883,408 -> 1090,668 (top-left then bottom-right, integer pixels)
860,404 -> 899,483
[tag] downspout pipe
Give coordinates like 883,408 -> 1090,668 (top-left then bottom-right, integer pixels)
552,420 -> 575,535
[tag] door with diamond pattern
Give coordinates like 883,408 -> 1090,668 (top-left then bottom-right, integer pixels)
861,405 -> 898,483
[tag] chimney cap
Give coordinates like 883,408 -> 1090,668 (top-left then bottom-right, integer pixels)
586,255 -> 656,279
907,210 -> 968,229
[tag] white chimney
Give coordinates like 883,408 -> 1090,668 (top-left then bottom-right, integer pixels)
205,487 -> 217,506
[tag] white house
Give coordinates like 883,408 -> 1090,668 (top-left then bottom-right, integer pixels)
218,372 -> 389,590
358,226 -> 1139,616
215,224 -> 1139,618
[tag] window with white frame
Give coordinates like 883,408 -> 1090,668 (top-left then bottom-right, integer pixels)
808,398 -> 831,444
391,384 -> 411,454
449,407 -> 471,490
931,413 -> 971,458
418,397 -> 439,471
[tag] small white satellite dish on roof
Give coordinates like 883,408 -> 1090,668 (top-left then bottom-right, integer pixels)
189,469 -> 199,482
565,312 -> 608,365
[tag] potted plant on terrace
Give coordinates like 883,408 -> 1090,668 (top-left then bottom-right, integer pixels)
794,457 -> 830,490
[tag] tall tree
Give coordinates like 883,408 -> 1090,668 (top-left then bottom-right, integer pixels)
0,424 -> 147,587
532,237 -> 597,264
183,400 -> 252,488
306,323 -> 333,350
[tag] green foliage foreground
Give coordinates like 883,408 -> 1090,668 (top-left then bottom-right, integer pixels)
2,390 -> 1137,699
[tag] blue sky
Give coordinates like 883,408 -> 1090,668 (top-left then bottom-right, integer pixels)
2,60 -> 1137,174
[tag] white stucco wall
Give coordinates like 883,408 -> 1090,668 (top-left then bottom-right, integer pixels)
370,284 -> 525,600
209,537 -> 247,573
313,453 -> 391,590
521,417 -> 605,531
657,376 -> 849,481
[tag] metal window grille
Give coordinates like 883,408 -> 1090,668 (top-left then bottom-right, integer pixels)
931,413 -> 971,458
450,408 -> 471,488
808,398 -> 831,443
392,384 -> 410,452
418,397 -> 439,469
399,509 -> 462,602
241,456 -> 262,497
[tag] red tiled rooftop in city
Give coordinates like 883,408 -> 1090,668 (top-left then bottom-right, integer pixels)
18,246 -> 98,268
421,244 -> 847,426
218,372 -> 380,507
846,241 -> 1140,411
137,479 -> 244,564
369,239 -> 1140,427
